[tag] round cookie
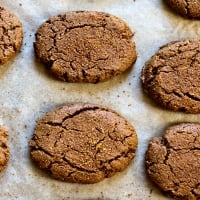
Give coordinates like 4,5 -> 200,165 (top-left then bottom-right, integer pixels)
145,123 -> 200,200
164,0 -> 200,19
0,126 -> 10,172
29,103 -> 137,183
34,11 -> 137,83
0,6 -> 23,64
141,39 -> 200,113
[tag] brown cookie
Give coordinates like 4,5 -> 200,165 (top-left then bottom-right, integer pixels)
34,11 -> 137,83
29,103 -> 137,183
0,126 -> 10,172
164,0 -> 200,19
141,39 -> 200,113
0,6 -> 23,64
145,123 -> 200,200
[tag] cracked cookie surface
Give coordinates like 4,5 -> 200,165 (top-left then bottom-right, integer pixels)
164,0 -> 200,18
29,103 -> 138,183
34,11 -> 137,83
146,123 -> 200,200
141,39 -> 200,113
0,6 -> 23,64
0,126 -> 10,172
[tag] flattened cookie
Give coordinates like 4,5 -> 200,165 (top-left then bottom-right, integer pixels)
146,123 -> 200,200
164,0 -> 200,19
0,7 -> 23,64
34,11 -> 137,83
29,103 -> 137,183
141,39 -> 200,113
0,126 -> 9,172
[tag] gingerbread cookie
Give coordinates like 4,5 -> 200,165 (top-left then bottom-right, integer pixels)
0,126 -> 10,172
34,11 -> 137,83
29,103 -> 138,183
164,0 -> 200,19
146,123 -> 200,200
0,6 -> 23,64
141,39 -> 200,113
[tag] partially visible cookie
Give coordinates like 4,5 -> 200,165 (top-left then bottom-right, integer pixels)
141,39 -> 200,113
164,0 -> 200,19
146,123 -> 200,200
34,11 -> 137,83
0,126 -> 9,172
29,103 -> 138,183
0,6 -> 23,64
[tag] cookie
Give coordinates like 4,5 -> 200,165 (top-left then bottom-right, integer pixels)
34,11 -> 137,83
141,39 -> 200,113
164,0 -> 200,19
145,123 -> 200,200
0,6 -> 23,64
0,126 -> 10,172
29,103 -> 137,183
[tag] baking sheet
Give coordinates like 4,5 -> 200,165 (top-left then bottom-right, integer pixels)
0,0 -> 199,199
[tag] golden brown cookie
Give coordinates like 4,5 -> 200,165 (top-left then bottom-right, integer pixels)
34,11 -> 137,83
141,39 -> 200,113
29,103 -> 138,183
0,6 -> 23,64
146,123 -> 200,200
164,0 -> 200,19
0,126 -> 9,172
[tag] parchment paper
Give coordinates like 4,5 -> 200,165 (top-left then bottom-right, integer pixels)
0,0 -> 199,199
